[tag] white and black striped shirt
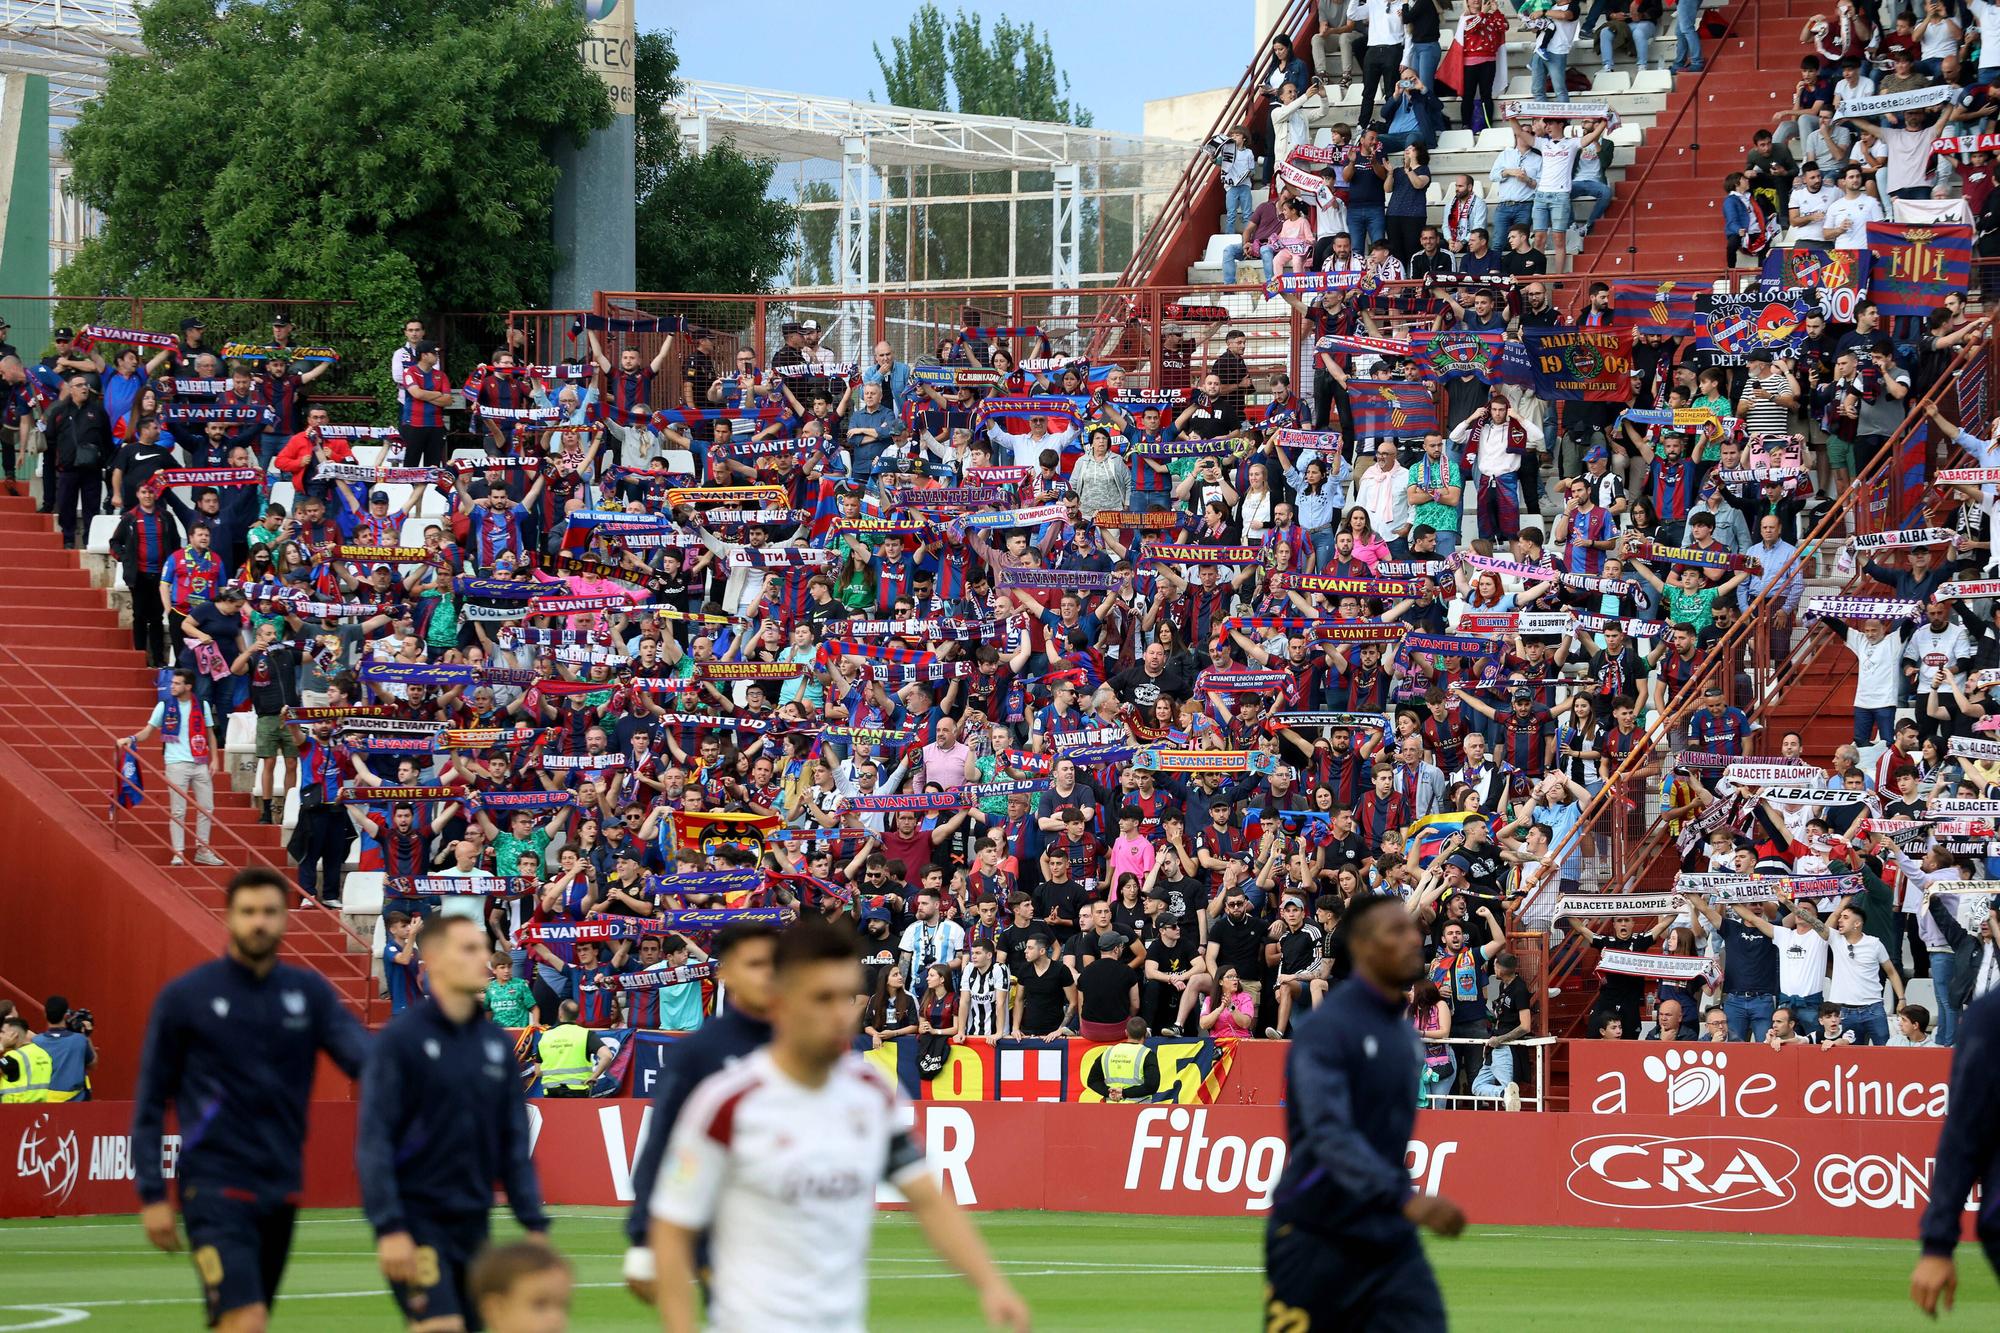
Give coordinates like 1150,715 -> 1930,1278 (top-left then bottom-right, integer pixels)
958,961 -> 1012,1037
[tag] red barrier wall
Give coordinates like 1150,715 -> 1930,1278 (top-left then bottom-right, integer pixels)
7,1099 -> 1976,1241
1569,1041 -> 1953,1120
0,748 -> 221,1096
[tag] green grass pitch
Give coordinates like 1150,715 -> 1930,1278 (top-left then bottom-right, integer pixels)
0,1208 -> 1992,1330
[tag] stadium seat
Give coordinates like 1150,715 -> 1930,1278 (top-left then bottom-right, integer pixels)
1630,69 -> 1671,95
86,515 -> 119,554
1434,130 -> 1476,155
343,871 -> 386,917
1591,71 -> 1631,95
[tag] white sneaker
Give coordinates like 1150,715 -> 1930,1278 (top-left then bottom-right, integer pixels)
1263,1026 -> 1284,1039
1503,1082 -> 1522,1112
169,854 -> 186,866
193,848 -> 226,867
1567,226 -> 1586,255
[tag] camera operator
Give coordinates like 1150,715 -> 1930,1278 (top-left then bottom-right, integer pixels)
34,995 -> 97,1102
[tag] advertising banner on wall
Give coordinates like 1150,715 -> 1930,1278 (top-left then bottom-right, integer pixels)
6,1100 -> 1976,1240
1568,1042 -> 1953,1121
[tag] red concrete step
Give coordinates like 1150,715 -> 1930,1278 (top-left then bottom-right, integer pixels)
5,584 -> 109,608
5,644 -> 144,667
4,626 -> 133,650
0,548 -> 79,569
0,606 -> 121,628
7,567 -> 96,589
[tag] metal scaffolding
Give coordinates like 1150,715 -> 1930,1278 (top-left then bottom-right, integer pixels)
665,79 -> 1197,299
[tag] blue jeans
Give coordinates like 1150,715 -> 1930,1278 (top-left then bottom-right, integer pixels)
1223,182 -> 1253,235
1601,20 -> 1658,69
1779,992 -> 1823,1026
1853,706 -> 1897,747
1310,526 -> 1338,569
1531,49 -> 1570,102
1409,41 -> 1442,92
1571,177 -> 1612,226
1723,992 -> 1775,1042
1129,487 -> 1172,514
1841,1003 -> 1890,1046
1431,528 -> 1459,556
1672,0 -> 1704,70
1929,950 -> 1957,1046
1470,1043 -> 1515,1098
1491,199 -> 1534,248
1221,241 -> 1279,286
1349,206 -> 1387,256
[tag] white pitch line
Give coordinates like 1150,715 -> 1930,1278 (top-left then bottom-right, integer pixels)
0,1309 -> 88,1332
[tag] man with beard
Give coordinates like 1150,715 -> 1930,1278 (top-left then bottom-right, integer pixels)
132,867 -> 371,1329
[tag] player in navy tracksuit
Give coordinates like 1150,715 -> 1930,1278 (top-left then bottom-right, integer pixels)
620,921 -> 780,1301
357,914 -> 548,1331
1912,988 -> 2000,1316
132,867 -> 370,1329
1264,895 -> 1467,1331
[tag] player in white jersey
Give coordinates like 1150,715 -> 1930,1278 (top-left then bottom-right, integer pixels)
649,916 -> 1031,1333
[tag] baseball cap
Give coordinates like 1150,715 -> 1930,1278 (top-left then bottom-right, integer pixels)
1158,914 -> 1184,929
1443,854 -> 1473,874
369,490 -> 391,504
1510,685 -> 1533,702
1145,886 -> 1172,903
1746,348 -> 1773,363
272,312 -> 292,327
1584,444 -> 1608,462
53,326 -> 74,342
180,316 -> 205,332
780,321 -> 804,335
801,318 -> 819,331
413,338 -> 438,356
615,847 -> 643,863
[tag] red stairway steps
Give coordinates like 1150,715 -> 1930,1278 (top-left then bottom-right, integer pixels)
0,491 -> 373,1027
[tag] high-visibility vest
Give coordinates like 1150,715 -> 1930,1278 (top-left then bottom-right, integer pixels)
536,1025 -> 593,1091
1100,1041 -> 1149,1093
0,1044 -> 54,1103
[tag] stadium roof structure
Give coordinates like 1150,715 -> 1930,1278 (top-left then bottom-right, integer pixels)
0,0 -> 142,120
667,79 -> 1198,296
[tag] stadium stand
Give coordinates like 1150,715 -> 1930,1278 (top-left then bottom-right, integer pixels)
4,0 -> 2000,1116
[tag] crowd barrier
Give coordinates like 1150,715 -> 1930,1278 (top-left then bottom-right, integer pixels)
0,1040 -> 1968,1232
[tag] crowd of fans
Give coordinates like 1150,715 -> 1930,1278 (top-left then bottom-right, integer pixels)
5,9 -> 2000,1108
1721,0 -> 2000,265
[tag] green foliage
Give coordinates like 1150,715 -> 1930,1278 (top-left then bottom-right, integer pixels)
870,3 -> 1092,286
58,0 -> 612,416
633,29 -> 797,295
873,3 -> 1090,125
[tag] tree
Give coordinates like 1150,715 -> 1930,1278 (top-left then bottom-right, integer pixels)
60,0 -> 612,395
633,30 -> 797,295
871,4 -> 1093,285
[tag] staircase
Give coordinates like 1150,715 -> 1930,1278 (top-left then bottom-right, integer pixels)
1576,0 -> 1813,273
0,487 -> 374,1044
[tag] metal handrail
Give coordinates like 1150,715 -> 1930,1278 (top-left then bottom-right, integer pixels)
0,638 -> 378,981
1603,0 -> 1756,265
1518,334 -> 1992,999
1111,0 -> 1316,291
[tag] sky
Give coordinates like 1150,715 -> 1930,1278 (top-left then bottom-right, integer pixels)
637,0 -> 1255,137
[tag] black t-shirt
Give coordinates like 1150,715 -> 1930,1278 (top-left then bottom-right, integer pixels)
1153,874 -> 1201,924
243,642 -> 300,716
1277,922 -> 1322,973
995,921 -> 1054,965
1033,878 -> 1084,929
183,599 -> 243,665
1147,931 -> 1200,976
1077,956 -> 1139,1025
1501,249 -> 1548,277
1109,661 -> 1189,708
859,935 -> 898,997
1016,959 -> 1075,1034
1208,911 -> 1265,977
1719,913 -> 1780,995
1492,974 -> 1532,1032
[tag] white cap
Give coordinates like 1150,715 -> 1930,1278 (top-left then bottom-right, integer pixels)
801,318 -> 819,330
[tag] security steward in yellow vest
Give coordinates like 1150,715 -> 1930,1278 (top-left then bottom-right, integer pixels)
1085,1017 -> 1163,1102
533,1000 -> 599,1098
0,1015 -> 55,1103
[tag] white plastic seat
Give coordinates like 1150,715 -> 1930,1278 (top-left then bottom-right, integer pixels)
1630,69 -> 1671,95
343,872 -> 386,916
224,711 -> 258,755
1434,129 -> 1476,154
86,514 -> 119,554
1591,71 -> 1631,95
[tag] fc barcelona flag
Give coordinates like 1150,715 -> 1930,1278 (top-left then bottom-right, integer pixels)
1609,280 -> 1704,336
1348,380 -> 1440,438
1866,222 -> 1973,318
